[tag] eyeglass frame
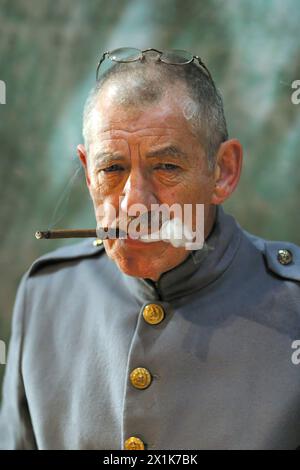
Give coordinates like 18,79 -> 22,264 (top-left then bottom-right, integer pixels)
96,47 -> 214,83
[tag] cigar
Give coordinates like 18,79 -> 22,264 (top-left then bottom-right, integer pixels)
35,228 -> 127,240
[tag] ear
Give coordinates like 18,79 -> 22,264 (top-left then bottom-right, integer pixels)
211,139 -> 243,205
77,144 -> 91,187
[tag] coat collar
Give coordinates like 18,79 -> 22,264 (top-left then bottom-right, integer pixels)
121,205 -> 242,303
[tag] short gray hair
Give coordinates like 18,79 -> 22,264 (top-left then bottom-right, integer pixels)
83,59 -> 228,169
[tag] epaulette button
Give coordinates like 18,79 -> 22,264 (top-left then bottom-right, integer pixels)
277,249 -> 293,265
93,239 -> 103,247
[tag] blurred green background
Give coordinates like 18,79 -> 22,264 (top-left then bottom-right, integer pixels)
0,0 -> 300,392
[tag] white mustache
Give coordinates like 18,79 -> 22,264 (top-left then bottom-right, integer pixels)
137,218 -> 200,248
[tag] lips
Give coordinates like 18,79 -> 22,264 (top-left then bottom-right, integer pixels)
122,236 -> 161,249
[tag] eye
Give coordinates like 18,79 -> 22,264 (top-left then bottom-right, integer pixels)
154,163 -> 179,171
102,164 -> 124,173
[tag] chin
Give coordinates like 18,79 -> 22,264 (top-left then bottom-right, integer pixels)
122,266 -> 157,280
104,240 -> 189,280
103,240 -> 161,278
112,255 -> 162,280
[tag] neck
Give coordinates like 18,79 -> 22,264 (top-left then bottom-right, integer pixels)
204,204 -> 217,240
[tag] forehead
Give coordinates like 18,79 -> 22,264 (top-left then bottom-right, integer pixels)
89,83 -> 199,147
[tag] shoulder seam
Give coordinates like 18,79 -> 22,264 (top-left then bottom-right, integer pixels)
28,243 -> 105,276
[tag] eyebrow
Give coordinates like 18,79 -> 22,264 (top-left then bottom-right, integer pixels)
145,145 -> 188,161
93,152 -> 126,165
93,145 -> 188,165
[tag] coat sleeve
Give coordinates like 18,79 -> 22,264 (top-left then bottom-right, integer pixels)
0,274 -> 37,449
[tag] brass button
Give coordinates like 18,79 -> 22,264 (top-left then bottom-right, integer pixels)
130,367 -> 152,390
93,239 -> 103,247
124,436 -> 145,450
277,249 -> 293,265
143,303 -> 165,325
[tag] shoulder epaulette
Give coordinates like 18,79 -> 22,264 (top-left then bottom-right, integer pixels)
263,240 -> 300,282
244,229 -> 300,282
28,239 -> 105,276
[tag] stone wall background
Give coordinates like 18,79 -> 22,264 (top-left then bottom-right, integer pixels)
0,0 -> 299,391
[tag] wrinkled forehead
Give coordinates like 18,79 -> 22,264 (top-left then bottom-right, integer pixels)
89,81 -> 199,143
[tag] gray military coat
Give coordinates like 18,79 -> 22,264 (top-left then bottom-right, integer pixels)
1,206 -> 300,450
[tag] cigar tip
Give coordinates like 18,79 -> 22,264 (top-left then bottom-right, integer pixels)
35,231 -> 43,239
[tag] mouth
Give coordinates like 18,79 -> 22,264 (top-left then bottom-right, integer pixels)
102,218 -> 201,249
119,239 -> 148,251
115,230 -> 167,250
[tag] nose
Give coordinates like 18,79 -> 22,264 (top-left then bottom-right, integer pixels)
120,167 -> 158,215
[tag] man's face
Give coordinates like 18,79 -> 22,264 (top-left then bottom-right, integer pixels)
80,83 -> 217,281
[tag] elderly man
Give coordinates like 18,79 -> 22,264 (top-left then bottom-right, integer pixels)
1,48 -> 300,450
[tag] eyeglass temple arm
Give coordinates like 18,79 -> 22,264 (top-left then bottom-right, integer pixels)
194,55 -> 214,82
96,51 -> 109,80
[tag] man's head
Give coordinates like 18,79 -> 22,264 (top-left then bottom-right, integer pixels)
78,50 -> 242,281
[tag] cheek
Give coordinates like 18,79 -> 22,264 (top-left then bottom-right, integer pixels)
89,170 -> 109,195
88,169 -> 120,205
160,174 -> 214,205
187,173 -> 215,201
93,199 -> 121,230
